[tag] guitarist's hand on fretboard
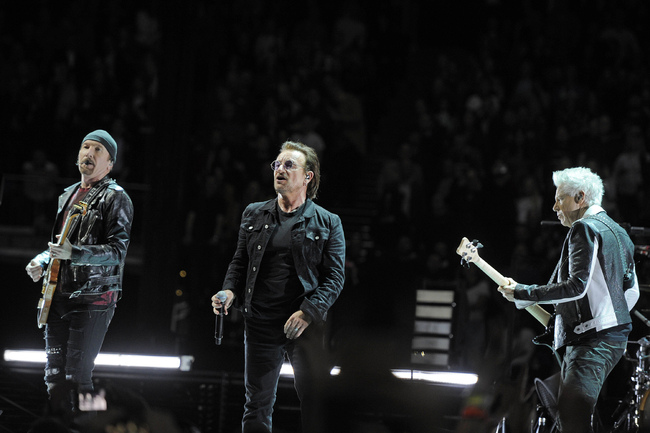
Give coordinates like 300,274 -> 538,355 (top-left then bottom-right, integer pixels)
497,277 -> 518,302
26,260 -> 44,282
456,236 -> 552,327
48,237 -> 73,261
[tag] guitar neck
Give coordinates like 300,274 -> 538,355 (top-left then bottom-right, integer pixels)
58,212 -> 79,245
37,202 -> 86,328
474,257 -> 551,327
473,257 -> 509,287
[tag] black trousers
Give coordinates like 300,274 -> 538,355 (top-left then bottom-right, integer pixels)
44,300 -> 115,393
557,340 -> 626,433
242,320 -> 330,433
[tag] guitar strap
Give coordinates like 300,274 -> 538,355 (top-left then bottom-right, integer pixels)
83,179 -> 113,207
547,258 -> 562,285
547,233 -> 571,285
547,214 -> 632,290
584,213 -> 634,288
65,179 -> 113,240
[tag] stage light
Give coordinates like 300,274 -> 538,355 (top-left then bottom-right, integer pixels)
279,362 -> 477,386
3,350 -> 194,371
279,363 -> 340,377
4,350 -> 476,384
391,369 -> 479,386
280,362 -> 294,376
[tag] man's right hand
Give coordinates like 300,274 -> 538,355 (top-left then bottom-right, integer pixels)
26,260 -> 43,282
211,290 -> 234,315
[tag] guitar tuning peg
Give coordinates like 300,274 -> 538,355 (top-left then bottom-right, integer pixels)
472,239 -> 483,249
460,258 -> 470,269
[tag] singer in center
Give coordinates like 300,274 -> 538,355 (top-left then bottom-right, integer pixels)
211,140 -> 345,433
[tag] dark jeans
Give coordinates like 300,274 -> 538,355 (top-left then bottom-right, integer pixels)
242,321 -> 330,433
44,300 -> 115,393
557,340 -> 626,433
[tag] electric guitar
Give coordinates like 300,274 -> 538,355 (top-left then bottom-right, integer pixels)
456,237 -> 554,345
37,201 -> 88,328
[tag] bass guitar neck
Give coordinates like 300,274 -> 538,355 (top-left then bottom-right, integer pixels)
456,237 -> 551,327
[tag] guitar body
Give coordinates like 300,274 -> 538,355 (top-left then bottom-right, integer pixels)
37,259 -> 61,328
532,325 -> 555,348
36,202 -> 87,328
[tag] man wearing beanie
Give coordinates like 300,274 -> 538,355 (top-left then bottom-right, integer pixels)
25,129 -> 134,407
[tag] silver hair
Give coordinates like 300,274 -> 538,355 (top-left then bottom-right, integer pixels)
552,167 -> 604,206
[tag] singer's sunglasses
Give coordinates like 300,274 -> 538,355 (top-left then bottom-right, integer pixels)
270,160 -> 304,172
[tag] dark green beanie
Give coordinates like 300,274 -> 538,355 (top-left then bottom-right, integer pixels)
82,130 -> 118,161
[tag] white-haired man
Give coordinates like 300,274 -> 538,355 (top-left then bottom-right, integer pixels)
499,166 -> 639,433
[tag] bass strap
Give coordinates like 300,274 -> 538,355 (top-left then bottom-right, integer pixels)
584,213 -> 634,288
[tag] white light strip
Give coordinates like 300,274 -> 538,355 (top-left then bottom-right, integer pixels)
4,350 -> 476,384
391,369 -> 478,386
3,350 -> 194,371
280,362 -> 476,386
96,353 -> 181,369
279,364 -> 340,377
4,350 -> 46,363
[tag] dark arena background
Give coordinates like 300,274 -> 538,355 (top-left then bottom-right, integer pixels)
2,1 -> 650,432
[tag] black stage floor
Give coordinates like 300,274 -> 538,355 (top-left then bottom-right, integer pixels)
0,359 -> 469,433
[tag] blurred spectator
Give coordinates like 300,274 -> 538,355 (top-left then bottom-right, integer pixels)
457,266 -> 491,371
290,113 -> 326,158
515,174 -> 544,228
377,142 -> 424,231
325,76 -> 367,157
22,149 -> 60,233
613,123 -> 649,223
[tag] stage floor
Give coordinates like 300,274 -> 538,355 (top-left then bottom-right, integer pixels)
0,360 -> 468,433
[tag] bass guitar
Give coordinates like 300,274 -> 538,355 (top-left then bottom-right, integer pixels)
37,201 -> 87,328
456,237 -> 554,346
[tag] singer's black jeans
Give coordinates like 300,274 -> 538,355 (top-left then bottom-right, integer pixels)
242,320 -> 329,433
44,301 -> 115,393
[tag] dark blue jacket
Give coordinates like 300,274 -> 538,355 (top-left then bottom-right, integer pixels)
222,198 -> 345,324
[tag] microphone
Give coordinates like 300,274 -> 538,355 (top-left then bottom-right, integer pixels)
215,291 -> 228,345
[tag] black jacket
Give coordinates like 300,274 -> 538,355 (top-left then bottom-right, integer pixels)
33,176 -> 134,306
514,207 -> 639,349
222,198 -> 345,324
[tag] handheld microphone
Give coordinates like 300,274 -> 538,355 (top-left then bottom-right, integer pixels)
215,291 -> 228,345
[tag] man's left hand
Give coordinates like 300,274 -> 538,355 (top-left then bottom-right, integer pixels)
284,310 -> 312,340
48,238 -> 73,261
498,277 -> 518,302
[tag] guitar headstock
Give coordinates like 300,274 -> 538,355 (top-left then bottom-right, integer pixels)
456,237 -> 484,268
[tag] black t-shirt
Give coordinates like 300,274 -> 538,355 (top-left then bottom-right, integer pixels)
248,203 -> 305,341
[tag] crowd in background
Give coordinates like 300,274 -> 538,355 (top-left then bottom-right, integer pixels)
2,0 -> 650,379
